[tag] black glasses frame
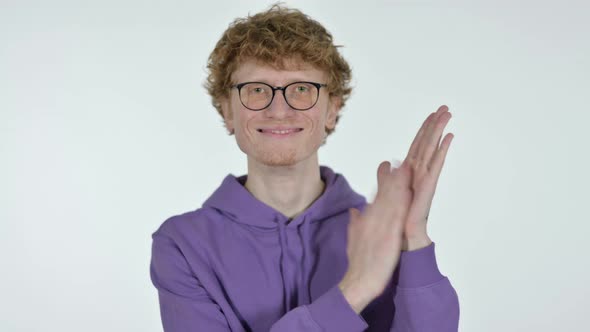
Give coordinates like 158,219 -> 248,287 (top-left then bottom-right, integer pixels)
230,81 -> 328,111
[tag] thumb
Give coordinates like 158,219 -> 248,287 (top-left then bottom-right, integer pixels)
377,161 -> 391,183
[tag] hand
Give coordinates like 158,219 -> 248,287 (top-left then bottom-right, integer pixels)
339,159 -> 414,313
400,105 -> 454,250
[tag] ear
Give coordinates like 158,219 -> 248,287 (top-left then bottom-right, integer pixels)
220,97 -> 234,134
326,95 -> 342,130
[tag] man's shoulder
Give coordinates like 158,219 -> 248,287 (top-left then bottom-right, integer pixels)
152,207 -> 221,240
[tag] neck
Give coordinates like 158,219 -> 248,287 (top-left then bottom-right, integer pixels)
243,156 -> 326,219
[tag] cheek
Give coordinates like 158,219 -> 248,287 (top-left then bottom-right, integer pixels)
229,98 -> 248,126
300,113 -> 323,135
239,114 -> 259,136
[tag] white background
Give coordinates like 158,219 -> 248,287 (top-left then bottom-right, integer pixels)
2,0 -> 588,331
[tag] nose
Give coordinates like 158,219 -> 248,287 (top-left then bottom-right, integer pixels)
262,89 -> 296,118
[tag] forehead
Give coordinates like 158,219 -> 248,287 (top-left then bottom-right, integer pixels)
231,58 -> 326,85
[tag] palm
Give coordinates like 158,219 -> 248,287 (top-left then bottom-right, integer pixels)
404,163 -> 436,237
401,105 -> 454,244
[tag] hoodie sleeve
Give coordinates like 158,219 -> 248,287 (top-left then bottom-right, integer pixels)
387,241 -> 460,332
150,230 -> 370,332
274,284 -> 370,331
150,230 -> 234,331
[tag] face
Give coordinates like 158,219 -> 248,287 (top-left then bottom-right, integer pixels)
220,58 -> 341,167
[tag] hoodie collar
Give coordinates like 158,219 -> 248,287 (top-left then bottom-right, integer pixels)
202,165 -> 367,228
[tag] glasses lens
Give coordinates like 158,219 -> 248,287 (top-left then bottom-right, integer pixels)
285,82 -> 318,110
240,83 -> 272,110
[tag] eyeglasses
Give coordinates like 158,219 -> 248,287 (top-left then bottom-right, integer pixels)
230,81 -> 328,111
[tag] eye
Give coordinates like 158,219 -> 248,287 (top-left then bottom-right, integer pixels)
296,85 -> 309,92
245,83 -> 269,95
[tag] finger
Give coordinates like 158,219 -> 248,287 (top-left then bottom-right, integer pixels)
416,105 -> 448,168
377,160 -> 391,184
375,161 -> 391,201
406,112 -> 436,164
431,133 -> 454,181
423,111 -> 452,170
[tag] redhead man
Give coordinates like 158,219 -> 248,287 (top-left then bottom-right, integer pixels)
150,3 -> 459,331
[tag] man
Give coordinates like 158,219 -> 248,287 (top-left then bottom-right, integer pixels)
150,3 -> 459,331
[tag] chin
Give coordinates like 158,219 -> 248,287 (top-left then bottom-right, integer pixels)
254,149 -> 300,167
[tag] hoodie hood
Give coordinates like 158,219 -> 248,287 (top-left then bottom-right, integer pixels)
201,165 -> 367,311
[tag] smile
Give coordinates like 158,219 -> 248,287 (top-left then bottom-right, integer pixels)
257,128 -> 304,137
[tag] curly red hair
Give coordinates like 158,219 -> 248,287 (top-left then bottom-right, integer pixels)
203,2 -> 353,138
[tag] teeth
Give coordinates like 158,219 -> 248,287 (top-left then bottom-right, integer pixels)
266,129 -> 298,134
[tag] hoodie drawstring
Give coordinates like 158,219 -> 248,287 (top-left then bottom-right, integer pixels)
279,214 -> 313,313
277,219 -> 292,313
299,215 -> 312,305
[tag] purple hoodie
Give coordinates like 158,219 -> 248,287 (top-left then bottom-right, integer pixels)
150,165 -> 460,331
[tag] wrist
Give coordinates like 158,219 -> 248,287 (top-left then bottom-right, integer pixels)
403,233 -> 432,251
338,278 -> 374,314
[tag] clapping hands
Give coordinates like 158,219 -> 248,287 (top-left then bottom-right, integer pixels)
340,105 -> 454,311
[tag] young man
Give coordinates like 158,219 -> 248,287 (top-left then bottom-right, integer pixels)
150,4 -> 459,331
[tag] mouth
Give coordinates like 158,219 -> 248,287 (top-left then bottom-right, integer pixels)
256,128 -> 304,137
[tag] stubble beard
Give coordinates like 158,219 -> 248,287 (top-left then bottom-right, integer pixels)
255,144 -> 299,166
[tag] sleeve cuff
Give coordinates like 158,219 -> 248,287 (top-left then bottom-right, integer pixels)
305,284 -> 369,331
396,241 -> 446,288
